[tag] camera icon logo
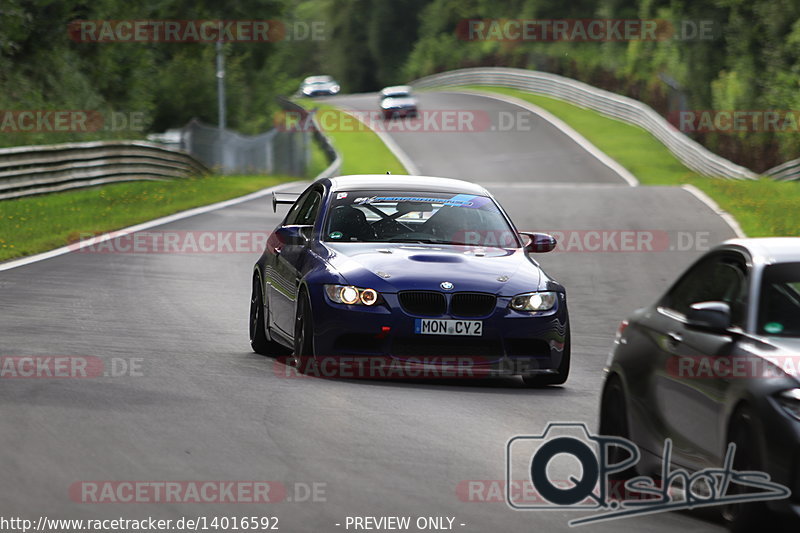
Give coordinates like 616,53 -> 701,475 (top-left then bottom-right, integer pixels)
505,422 -> 638,510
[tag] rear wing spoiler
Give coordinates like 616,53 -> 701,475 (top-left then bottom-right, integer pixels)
272,192 -> 300,212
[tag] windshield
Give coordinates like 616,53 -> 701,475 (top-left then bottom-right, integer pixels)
323,190 -> 520,247
759,262 -> 800,337
305,76 -> 333,85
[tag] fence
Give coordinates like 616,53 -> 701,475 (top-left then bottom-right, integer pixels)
276,97 -> 341,179
411,67 -> 758,181
176,97 -> 342,178
179,118 -> 310,176
0,140 -> 209,201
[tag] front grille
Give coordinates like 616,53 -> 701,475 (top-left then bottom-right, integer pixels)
392,338 -> 503,359
398,291 -> 446,316
451,292 -> 496,317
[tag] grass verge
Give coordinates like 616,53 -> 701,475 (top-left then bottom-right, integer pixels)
296,100 -> 407,175
0,174 -> 294,262
459,85 -> 799,237
307,134 -> 332,178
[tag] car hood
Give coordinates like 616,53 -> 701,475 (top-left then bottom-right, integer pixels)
382,96 -> 417,108
322,242 -> 545,295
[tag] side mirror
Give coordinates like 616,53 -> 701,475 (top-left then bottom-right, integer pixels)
520,232 -> 557,253
273,225 -> 312,248
686,301 -> 732,334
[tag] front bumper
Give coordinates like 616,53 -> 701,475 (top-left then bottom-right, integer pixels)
307,290 -> 568,379
382,107 -> 417,119
305,90 -> 338,97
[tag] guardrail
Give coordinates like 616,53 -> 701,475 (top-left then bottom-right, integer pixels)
0,140 -> 209,201
763,158 -> 800,182
411,67 -> 758,181
277,98 -> 342,180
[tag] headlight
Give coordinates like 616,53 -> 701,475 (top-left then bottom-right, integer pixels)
509,291 -> 558,312
324,285 -> 381,306
777,389 -> 800,420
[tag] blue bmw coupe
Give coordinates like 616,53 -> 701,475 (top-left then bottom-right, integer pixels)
250,175 -> 570,386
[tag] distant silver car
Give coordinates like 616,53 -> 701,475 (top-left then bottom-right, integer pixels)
300,75 -> 340,97
600,237 -> 800,531
379,85 -> 418,119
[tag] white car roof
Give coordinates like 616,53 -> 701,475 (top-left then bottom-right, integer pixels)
304,76 -> 334,84
380,85 -> 412,96
724,237 -> 800,264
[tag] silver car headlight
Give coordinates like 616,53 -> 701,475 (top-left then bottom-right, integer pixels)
324,285 -> 380,306
777,389 -> 800,420
509,291 -> 558,312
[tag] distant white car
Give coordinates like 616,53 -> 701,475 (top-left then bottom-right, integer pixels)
379,85 -> 418,119
299,75 -> 340,97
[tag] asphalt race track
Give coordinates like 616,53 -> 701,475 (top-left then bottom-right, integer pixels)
1,91 -> 735,532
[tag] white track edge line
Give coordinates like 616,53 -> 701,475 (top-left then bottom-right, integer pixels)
0,180 -> 303,272
446,89 -> 639,187
680,184 -> 747,238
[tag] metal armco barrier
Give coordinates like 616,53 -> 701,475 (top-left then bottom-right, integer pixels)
0,140 -> 209,200
763,158 -> 800,182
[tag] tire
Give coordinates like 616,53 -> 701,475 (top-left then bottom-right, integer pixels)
249,274 -> 286,355
599,377 -> 638,482
521,325 -> 570,387
723,407 -> 770,532
291,289 -> 315,371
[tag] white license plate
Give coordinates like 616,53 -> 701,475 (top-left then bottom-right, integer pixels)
415,319 -> 483,336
